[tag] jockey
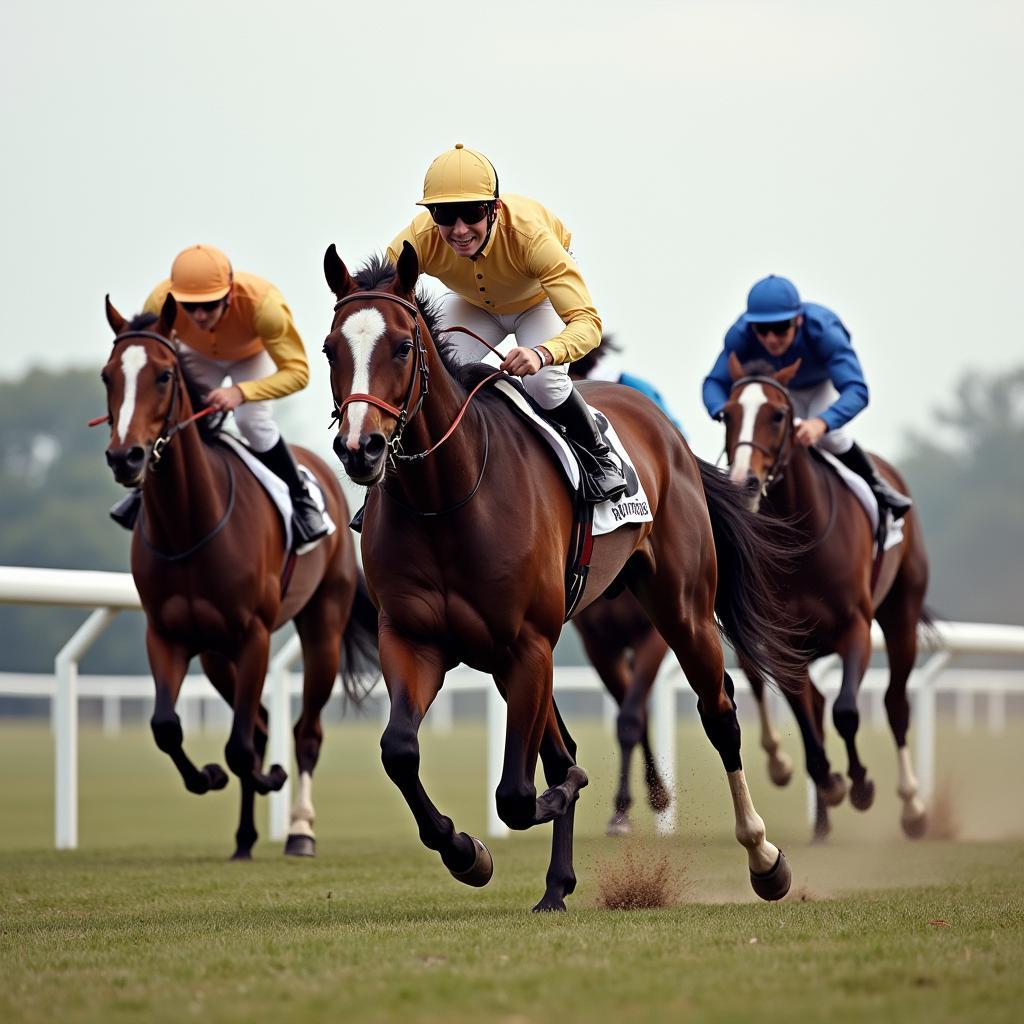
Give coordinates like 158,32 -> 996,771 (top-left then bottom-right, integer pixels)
702,274 -> 912,520
569,335 -> 685,435
386,144 -> 627,502
109,244 -> 330,547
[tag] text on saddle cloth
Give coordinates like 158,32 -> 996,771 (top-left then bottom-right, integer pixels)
216,434 -> 337,553
814,449 -> 904,553
491,379 -> 653,536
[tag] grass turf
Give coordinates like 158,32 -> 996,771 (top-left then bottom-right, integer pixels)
1,718 -> 1022,1024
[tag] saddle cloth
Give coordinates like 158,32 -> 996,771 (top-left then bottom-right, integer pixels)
492,379 -> 653,536
216,434 -> 337,554
816,450 -> 904,552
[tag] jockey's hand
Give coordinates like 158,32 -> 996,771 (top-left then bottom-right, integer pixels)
500,346 -> 543,377
205,385 -> 245,412
794,417 -> 828,447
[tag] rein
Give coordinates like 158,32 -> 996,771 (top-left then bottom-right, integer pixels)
728,374 -> 796,495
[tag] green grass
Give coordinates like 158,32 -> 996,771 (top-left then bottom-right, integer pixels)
1,718 -> 1023,1023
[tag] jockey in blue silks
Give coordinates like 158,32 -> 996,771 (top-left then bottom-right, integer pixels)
702,274 -> 911,520
570,335 -> 685,435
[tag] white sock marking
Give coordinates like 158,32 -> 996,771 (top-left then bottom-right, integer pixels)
341,308 -> 386,445
116,346 -> 148,444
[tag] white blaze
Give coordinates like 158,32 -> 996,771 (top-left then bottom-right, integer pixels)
340,308 -> 387,445
115,346 -> 148,444
730,383 -> 768,485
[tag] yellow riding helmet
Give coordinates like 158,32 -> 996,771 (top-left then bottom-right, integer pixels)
417,144 -> 500,206
169,244 -> 233,302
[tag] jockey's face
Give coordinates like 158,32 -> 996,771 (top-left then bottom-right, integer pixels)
435,202 -> 498,259
181,296 -> 229,332
753,314 -> 802,358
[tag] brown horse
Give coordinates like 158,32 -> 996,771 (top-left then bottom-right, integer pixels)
719,354 -> 931,839
321,244 -> 809,910
100,296 -> 379,859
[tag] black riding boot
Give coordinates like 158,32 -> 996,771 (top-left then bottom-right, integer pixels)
835,442 -> 912,521
546,389 -> 628,503
109,489 -> 142,530
254,438 -> 330,548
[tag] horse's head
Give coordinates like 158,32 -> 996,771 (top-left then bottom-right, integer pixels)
100,295 -> 185,487
322,242 -> 426,485
719,352 -> 801,511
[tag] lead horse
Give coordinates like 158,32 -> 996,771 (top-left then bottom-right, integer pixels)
100,297 -> 379,858
321,243 -> 809,910
720,354 -> 931,838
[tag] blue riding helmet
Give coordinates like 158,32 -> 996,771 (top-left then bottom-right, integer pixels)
741,275 -> 802,324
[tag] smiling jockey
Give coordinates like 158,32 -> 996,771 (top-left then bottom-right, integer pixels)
386,144 -> 627,502
702,274 -> 911,520
109,244 -> 329,547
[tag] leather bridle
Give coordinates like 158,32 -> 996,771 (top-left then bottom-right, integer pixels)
727,374 -> 796,495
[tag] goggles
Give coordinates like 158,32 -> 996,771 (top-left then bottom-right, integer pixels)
428,201 -> 494,227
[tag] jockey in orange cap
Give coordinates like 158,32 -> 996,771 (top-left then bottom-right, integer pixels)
109,244 -> 329,547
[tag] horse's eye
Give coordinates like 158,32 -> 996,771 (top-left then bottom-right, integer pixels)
157,369 -> 173,385
771,409 -> 786,424
100,371 -> 109,385
394,340 -> 413,360
322,342 -> 336,365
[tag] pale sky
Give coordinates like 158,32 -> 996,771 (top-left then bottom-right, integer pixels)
2,0 -> 1021,465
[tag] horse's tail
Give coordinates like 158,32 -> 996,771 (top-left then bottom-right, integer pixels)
339,569 -> 381,707
697,458 -> 809,695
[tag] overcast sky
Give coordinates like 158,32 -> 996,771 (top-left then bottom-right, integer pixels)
2,0 -> 1021,464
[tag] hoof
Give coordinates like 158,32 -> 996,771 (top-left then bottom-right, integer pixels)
203,763 -> 229,791
230,849 -> 253,862
901,811 -> 928,840
647,783 -> 672,813
532,897 -> 567,913
606,811 -> 632,837
818,773 -> 847,807
267,764 -> 288,792
284,834 -> 316,857
449,836 -> 493,888
810,828 -> 830,846
768,753 -> 794,787
849,777 -> 875,811
750,850 -> 791,902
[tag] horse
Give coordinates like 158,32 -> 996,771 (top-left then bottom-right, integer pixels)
718,353 -> 931,839
320,242 -> 810,911
99,296 -> 380,859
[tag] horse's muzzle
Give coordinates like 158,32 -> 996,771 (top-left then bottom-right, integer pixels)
334,432 -> 387,485
106,445 -> 146,486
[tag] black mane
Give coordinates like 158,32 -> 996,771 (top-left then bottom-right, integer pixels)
739,358 -> 778,379
127,311 -> 160,331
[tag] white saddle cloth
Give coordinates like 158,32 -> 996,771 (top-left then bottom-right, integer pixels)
817,450 -> 904,552
217,435 -> 337,554
492,379 -> 653,537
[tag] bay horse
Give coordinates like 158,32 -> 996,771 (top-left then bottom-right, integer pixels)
719,353 -> 931,839
321,243 -> 809,910
100,296 -> 379,859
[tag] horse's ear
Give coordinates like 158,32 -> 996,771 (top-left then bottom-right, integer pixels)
395,241 -> 419,299
775,358 -> 801,386
728,351 -> 745,381
324,244 -> 354,298
105,294 -> 127,334
158,293 -> 177,336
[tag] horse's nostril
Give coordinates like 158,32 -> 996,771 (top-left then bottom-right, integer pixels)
364,434 -> 386,460
332,435 -> 349,464
746,473 -> 760,491
126,447 -> 145,471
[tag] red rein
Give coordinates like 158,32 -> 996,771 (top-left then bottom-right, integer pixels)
87,406 -> 216,430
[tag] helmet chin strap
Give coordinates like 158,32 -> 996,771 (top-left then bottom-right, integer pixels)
470,204 -> 498,260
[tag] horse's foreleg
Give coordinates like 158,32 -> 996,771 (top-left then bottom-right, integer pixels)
378,632 -> 482,881
631,631 -> 672,815
744,665 -> 794,787
587,648 -> 634,835
832,618 -> 874,811
148,631 -> 228,795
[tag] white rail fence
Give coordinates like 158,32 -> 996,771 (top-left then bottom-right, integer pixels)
3,565 -> 1024,849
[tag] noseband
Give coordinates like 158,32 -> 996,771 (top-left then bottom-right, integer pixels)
728,375 -> 796,494
332,291 -> 429,460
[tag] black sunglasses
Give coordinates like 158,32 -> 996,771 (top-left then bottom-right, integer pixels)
751,320 -> 793,337
428,201 -> 493,227
181,298 -> 225,313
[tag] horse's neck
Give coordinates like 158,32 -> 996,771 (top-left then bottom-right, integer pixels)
388,353 -> 487,513
766,445 -> 832,533
140,425 -> 228,547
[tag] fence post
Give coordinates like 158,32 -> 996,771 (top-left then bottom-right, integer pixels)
268,633 -> 302,842
652,657 -> 677,836
54,608 -> 118,850
102,693 -> 121,736
487,685 -> 507,839
430,690 -> 454,734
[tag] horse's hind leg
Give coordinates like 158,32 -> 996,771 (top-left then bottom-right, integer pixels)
285,598 -> 344,857
741,660 -> 794,787
634,583 -> 790,901
832,617 -> 875,810
876,582 -> 928,838
378,635 -> 485,882
630,630 -> 672,815
585,645 -> 635,836
148,630 -> 228,795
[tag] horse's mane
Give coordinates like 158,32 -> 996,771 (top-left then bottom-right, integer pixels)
353,254 -> 490,391
739,358 -> 778,379
127,311 -> 160,332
